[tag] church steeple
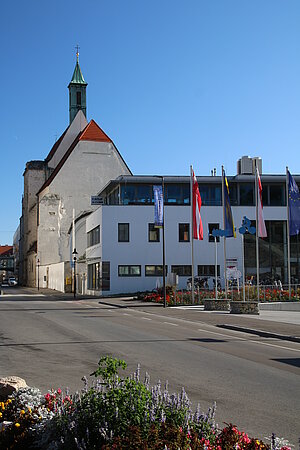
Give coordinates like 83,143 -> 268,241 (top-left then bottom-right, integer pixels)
68,47 -> 88,124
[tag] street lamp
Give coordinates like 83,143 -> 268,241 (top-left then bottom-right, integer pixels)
72,248 -> 78,298
37,258 -> 40,291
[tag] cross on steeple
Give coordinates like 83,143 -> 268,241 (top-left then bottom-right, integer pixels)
75,45 -> 80,61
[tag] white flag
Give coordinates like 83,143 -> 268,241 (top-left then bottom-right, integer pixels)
256,168 -> 267,238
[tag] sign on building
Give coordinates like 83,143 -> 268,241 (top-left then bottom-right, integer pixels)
91,196 -> 104,206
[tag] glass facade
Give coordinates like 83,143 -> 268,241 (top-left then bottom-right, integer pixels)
107,180 -> 291,207
244,220 -> 300,283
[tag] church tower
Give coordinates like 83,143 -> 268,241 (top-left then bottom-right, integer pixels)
68,49 -> 88,124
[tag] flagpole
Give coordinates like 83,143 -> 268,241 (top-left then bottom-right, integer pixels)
215,236 -> 218,300
241,232 -> 246,302
286,166 -> 291,300
255,162 -> 260,302
221,166 -> 227,299
190,165 -> 195,304
162,177 -> 167,308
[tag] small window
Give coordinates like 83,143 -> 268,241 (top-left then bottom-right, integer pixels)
208,223 -> 219,243
198,264 -> 220,276
145,265 -> 168,276
118,223 -> 129,242
76,91 -> 81,106
148,224 -> 160,242
118,265 -> 141,276
87,226 -> 100,247
179,223 -> 190,242
171,265 -> 192,276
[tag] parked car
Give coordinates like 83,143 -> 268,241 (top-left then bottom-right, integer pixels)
8,277 -> 17,286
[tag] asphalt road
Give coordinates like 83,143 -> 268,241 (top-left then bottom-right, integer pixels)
0,289 -> 299,446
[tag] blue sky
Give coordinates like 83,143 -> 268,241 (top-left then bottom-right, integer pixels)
1,0 -> 300,245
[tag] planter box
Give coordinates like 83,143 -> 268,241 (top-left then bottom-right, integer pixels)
230,301 -> 259,315
204,299 -> 230,311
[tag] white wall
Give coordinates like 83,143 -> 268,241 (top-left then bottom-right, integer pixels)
86,204 -> 288,295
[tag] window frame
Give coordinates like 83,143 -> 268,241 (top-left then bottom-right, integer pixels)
148,223 -> 160,242
118,223 -> 129,242
179,223 -> 190,242
118,265 -> 141,277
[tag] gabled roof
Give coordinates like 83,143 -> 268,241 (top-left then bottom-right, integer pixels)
38,118 -> 132,196
79,120 -> 112,142
45,127 -> 69,163
38,131 -> 82,195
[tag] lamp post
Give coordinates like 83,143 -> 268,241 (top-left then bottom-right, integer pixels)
37,258 -> 40,291
72,248 -> 78,298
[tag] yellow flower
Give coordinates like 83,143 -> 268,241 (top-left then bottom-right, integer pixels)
20,410 -> 25,415
0,412 -> 2,417
28,407 -> 32,413
15,423 -> 20,428
7,399 -> 12,403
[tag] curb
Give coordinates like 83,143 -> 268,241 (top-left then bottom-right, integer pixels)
217,324 -> 300,343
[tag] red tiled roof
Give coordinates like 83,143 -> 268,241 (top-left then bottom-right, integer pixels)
38,119 -> 132,195
0,245 -> 13,256
79,120 -> 112,142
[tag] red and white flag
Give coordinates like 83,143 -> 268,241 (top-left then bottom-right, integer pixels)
256,167 -> 267,238
192,169 -> 203,240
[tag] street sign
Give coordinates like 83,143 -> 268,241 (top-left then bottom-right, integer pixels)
91,196 -> 104,205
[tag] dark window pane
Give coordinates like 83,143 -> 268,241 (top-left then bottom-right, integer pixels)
269,185 -> 284,206
179,223 -> 190,242
229,183 -> 238,206
240,183 -> 254,206
167,185 -> 181,204
76,91 -> 81,106
120,185 -> 136,205
208,223 -> 219,243
118,223 -> 129,242
136,185 -> 152,203
171,265 -> 192,276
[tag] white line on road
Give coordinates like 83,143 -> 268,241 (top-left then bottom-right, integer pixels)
197,327 -> 300,353
163,322 -> 178,326
141,317 -> 152,321
123,313 -> 130,316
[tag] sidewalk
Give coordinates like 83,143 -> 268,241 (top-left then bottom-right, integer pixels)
96,295 -> 300,344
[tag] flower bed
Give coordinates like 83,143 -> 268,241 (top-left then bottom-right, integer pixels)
0,357 -> 292,449
140,286 -> 300,306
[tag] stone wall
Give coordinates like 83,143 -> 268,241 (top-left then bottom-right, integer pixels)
204,299 -> 230,311
230,301 -> 259,315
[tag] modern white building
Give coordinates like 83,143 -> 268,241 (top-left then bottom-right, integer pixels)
86,157 -> 300,295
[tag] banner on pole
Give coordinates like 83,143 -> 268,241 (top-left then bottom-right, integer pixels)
153,185 -> 163,227
288,170 -> 300,236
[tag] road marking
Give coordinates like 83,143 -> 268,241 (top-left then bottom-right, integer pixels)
171,305 -> 204,310
0,294 -> 46,297
163,322 -> 178,326
142,317 -> 152,321
123,313 -> 130,316
197,327 -> 300,353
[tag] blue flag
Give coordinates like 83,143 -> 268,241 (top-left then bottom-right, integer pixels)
288,170 -> 300,236
223,171 -> 236,238
153,185 -> 163,227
